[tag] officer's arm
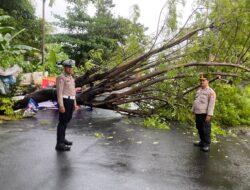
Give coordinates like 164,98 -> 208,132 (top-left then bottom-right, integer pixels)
74,99 -> 77,107
56,76 -> 64,108
73,79 -> 78,109
191,90 -> 199,114
207,91 -> 216,116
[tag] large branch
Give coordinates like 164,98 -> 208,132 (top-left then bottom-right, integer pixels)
115,107 -> 147,116
115,96 -> 170,105
104,26 -> 212,80
14,60 -> 248,112
109,62 -> 250,92
181,76 -> 220,97
68,25 -> 212,98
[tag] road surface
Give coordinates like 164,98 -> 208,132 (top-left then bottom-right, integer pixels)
0,109 -> 249,190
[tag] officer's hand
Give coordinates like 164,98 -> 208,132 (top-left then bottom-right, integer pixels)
205,115 -> 211,122
59,106 -> 65,113
74,105 -> 80,111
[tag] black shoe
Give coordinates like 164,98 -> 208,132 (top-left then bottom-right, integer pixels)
193,141 -> 203,147
55,144 -> 71,151
201,146 -> 210,152
64,139 -> 73,146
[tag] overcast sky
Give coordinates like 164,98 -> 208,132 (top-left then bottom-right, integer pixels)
34,0 -> 193,35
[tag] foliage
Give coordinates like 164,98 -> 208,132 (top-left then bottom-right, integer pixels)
214,84 -> 250,127
50,0 -> 147,67
210,122 -> 226,142
0,0 -> 249,136
0,0 -> 41,49
44,43 -> 69,75
140,0 -> 250,132
184,0 -> 250,128
188,0 -> 250,66
151,81 -> 250,127
143,115 -> 170,130
0,97 -> 14,115
0,15 -> 39,116
0,96 -> 22,119
0,15 -> 39,69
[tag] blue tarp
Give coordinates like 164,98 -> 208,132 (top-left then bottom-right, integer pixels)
0,75 -> 16,95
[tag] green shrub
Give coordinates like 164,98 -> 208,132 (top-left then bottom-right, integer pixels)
0,97 -> 14,115
211,122 -> 227,142
214,84 -> 250,127
143,115 -> 170,130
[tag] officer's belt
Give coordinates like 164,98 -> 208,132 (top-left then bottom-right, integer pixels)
63,95 -> 75,100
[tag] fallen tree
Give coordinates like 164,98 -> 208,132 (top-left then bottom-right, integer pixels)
11,1 -> 250,116
14,22 -> 250,115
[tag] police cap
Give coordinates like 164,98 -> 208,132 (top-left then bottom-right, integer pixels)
57,59 -> 75,68
200,74 -> 210,81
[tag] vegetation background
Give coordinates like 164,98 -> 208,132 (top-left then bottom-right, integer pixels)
0,0 -> 250,140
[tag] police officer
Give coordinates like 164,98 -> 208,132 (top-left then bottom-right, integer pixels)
55,59 -> 78,151
192,74 -> 216,152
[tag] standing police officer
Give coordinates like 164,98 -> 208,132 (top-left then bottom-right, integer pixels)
192,74 -> 216,152
55,59 -> 78,151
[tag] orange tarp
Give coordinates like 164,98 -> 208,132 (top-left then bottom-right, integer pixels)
41,77 -> 56,88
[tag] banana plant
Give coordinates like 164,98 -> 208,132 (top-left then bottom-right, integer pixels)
0,15 -> 14,33
0,28 -> 38,54
0,15 -> 39,68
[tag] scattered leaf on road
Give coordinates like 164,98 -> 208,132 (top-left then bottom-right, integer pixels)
117,140 -> 124,143
126,128 -> 134,132
94,132 -> 104,138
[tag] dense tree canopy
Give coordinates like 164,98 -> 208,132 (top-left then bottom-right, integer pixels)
0,0 -> 41,48
49,0 -> 147,66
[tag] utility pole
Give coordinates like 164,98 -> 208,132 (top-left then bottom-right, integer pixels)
42,0 -> 46,65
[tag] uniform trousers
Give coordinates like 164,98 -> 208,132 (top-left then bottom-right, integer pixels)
57,98 -> 74,144
195,114 -> 211,146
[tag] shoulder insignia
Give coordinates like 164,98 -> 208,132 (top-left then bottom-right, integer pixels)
58,75 -> 65,83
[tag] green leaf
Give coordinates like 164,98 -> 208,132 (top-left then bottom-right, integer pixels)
0,26 -> 15,33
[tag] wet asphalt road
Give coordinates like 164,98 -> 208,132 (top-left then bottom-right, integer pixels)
0,109 -> 249,190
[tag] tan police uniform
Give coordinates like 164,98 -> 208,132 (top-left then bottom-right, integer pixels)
56,74 -> 77,108
56,72 -> 76,150
192,87 -> 216,116
192,86 -> 216,148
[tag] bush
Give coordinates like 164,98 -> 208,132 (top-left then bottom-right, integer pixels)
143,115 -> 170,130
0,97 -> 14,115
214,84 -> 250,127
